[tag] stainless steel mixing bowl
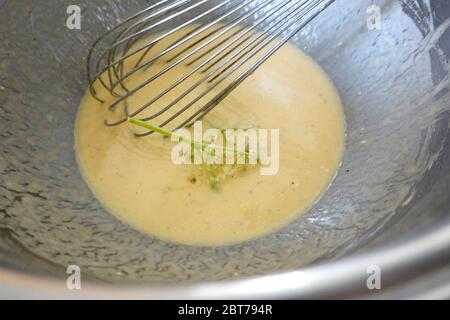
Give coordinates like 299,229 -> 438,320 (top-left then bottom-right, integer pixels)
0,0 -> 449,299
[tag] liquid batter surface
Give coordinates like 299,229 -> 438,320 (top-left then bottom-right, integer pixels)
76,32 -> 345,246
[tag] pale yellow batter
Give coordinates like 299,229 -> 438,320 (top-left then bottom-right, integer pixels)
76,29 -> 345,246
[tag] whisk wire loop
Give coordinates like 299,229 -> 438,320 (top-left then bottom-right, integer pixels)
87,0 -> 336,134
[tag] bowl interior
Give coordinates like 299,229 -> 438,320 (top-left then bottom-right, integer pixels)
0,0 -> 449,283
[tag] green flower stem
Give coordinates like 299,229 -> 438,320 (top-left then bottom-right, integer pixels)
128,117 -> 250,156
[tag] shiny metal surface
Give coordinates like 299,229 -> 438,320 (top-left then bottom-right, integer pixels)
87,0 -> 335,134
0,222 -> 449,299
0,0 -> 449,298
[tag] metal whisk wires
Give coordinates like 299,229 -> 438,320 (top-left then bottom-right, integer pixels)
87,0 -> 335,136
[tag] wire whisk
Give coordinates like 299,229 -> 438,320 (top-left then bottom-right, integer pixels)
87,0 -> 335,136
